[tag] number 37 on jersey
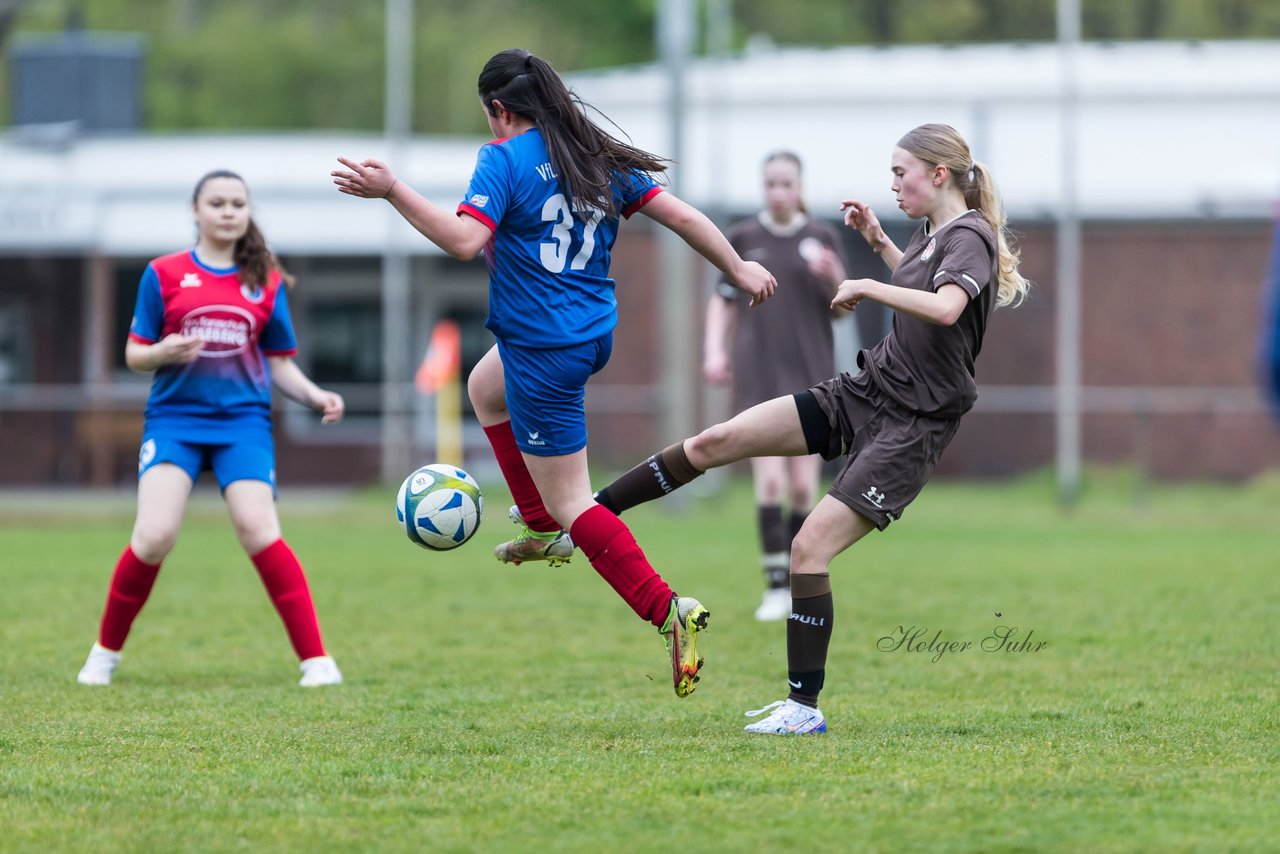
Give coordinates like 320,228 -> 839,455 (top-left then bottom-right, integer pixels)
539,193 -> 605,274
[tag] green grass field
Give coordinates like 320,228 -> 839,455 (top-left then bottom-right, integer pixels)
2,471 -> 1277,853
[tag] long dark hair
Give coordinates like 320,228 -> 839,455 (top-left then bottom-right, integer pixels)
191,169 -> 295,289
478,49 -> 667,219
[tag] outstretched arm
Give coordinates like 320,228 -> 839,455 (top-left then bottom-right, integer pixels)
640,192 -> 777,306
332,157 -> 492,261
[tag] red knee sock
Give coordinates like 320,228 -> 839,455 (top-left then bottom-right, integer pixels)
569,504 -> 674,627
251,539 -> 326,661
483,421 -> 560,533
98,546 -> 162,652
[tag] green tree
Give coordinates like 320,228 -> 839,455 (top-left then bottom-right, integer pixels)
3,0 -> 1279,132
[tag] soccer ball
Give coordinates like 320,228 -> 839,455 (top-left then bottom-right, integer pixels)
395,464 -> 484,550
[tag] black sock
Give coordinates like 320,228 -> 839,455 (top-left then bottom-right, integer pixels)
788,509 -> 809,545
594,442 -> 703,515
757,504 -> 788,589
786,572 -> 833,708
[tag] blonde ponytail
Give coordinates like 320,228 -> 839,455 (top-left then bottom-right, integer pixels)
967,162 -> 1029,308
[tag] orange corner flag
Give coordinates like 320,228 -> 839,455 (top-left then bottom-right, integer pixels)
415,320 -> 462,393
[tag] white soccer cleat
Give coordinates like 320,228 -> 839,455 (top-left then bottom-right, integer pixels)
753,588 -> 792,622
76,642 -> 121,686
299,655 -> 343,687
743,698 -> 827,735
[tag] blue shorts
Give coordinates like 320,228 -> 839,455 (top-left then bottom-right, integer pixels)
138,429 -> 277,492
499,334 -> 613,456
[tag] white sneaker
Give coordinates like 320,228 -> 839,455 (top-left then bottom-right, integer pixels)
754,588 -> 791,622
743,698 -> 827,735
76,642 -> 121,686
299,655 -> 343,687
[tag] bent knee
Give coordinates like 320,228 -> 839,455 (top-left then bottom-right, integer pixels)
130,526 -> 179,563
232,519 -> 281,555
789,527 -> 828,570
688,421 -> 740,467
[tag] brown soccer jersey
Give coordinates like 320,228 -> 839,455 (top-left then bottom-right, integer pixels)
717,214 -> 848,410
860,210 -> 998,418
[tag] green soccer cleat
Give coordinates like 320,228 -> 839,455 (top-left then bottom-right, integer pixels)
493,505 -> 575,567
660,595 -> 710,698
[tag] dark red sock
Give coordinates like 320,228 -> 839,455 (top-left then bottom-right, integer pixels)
569,504 -> 674,627
483,421 -> 560,533
251,539 -> 326,661
98,546 -> 162,652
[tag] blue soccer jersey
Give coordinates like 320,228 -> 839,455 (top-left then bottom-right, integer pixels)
129,250 -> 297,439
457,128 -> 663,348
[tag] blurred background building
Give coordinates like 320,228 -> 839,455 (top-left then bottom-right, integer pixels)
2,1 -> 1278,488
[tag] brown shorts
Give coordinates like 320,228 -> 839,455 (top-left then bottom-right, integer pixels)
806,371 -> 960,531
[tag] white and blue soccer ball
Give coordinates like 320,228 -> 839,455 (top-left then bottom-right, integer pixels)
395,463 -> 484,551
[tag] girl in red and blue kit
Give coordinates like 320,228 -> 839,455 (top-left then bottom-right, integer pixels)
333,48 -> 776,698
77,170 -> 346,688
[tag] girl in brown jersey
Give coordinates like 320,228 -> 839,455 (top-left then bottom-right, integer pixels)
703,152 -> 849,622
593,123 -> 1030,734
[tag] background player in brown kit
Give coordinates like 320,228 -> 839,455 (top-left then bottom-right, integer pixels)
593,123 -> 1030,734
703,151 -> 848,621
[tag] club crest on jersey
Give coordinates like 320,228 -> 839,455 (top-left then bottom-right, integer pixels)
921,237 -> 938,261
180,273 -> 202,288
240,283 -> 266,303
799,236 -> 825,263
181,304 -> 256,358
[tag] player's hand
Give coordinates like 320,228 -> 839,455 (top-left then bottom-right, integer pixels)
807,246 -> 846,286
703,350 -> 731,385
315,390 -> 345,424
155,333 -> 203,365
734,261 -> 777,307
840,199 -> 889,252
831,278 -> 871,311
332,157 -> 399,200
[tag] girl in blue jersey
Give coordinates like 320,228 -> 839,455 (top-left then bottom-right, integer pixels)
77,170 -> 346,689
334,48 -> 776,697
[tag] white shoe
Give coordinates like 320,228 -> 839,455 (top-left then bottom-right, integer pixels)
754,588 -> 791,622
743,698 -> 827,735
76,642 -> 121,686
299,655 -> 343,687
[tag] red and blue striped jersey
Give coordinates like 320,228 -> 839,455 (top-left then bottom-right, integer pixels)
129,250 -> 296,436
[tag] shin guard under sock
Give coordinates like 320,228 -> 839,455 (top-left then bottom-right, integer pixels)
786,572 -> 833,708
594,441 -> 704,515
98,546 -> 162,652
251,539 -> 326,661
569,505 -> 674,627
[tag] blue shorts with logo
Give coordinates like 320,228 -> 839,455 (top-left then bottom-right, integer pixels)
138,427 -> 277,493
498,334 -> 613,456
